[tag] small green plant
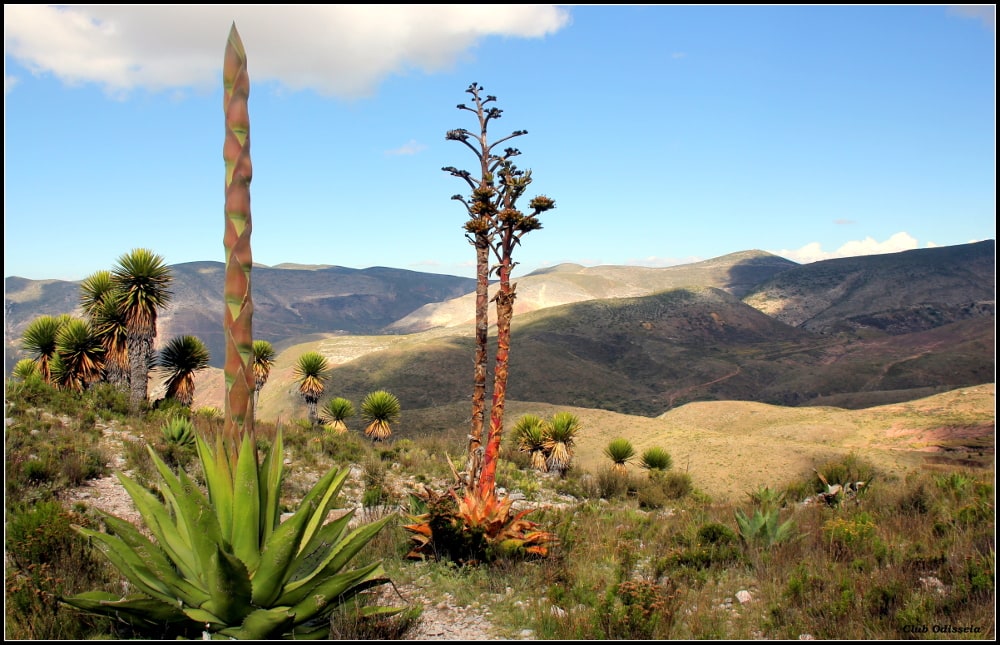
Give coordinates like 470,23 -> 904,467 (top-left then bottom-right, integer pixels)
596,578 -> 678,639
639,446 -> 672,472
604,438 -> 636,476
735,506 -> 797,548
321,397 -> 356,434
543,412 -> 580,477
512,414 -> 548,472
161,416 -> 196,448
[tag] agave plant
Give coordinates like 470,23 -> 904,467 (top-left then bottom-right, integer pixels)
512,414 -> 548,472
61,428 -> 399,639
403,485 -> 555,565
161,416 -> 197,449
361,390 -> 401,442
321,397 -> 355,434
734,506 -> 797,549
604,438 -> 636,477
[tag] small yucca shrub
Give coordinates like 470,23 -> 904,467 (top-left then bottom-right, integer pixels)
321,397 -> 356,434
604,438 -> 636,476
639,447 -> 672,472
361,390 -> 401,442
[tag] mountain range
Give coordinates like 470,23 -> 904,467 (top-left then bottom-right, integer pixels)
4,240 -> 995,426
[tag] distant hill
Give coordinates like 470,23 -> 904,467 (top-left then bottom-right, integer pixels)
6,241 -> 995,425
743,240 -> 996,334
386,250 -> 797,333
5,262 -> 477,372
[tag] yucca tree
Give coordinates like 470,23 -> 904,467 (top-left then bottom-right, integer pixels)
89,288 -> 131,392
156,335 -> 211,407
81,270 -> 130,392
111,248 -> 173,412
294,352 -> 329,427
251,339 -> 275,409
543,411 -> 580,477
640,447 -> 673,474
604,438 -> 636,477
53,317 -> 105,392
361,390 -> 401,443
512,414 -> 548,472
320,396 -> 355,434
20,314 -> 67,384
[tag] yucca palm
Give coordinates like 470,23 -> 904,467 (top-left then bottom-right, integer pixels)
543,411 -> 580,477
156,335 -> 211,407
361,390 -> 401,443
21,314 -> 69,384
320,397 -> 355,434
251,339 -> 275,409
54,317 -> 105,392
640,446 -> 673,473
512,414 -> 548,472
81,270 -> 130,392
604,438 -> 636,477
112,248 -> 173,412
294,351 -> 329,426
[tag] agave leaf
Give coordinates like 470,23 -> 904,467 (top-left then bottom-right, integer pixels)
297,466 -> 350,553
258,429 -> 284,541
197,432 -> 234,541
203,543 -> 253,627
61,591 -> 190,626
182,606 -> 227,628
277,514 -> 393,607
231,431 -> 262,570
218,606 -> 296,640
72,526 -> 176,604
116,471 -> 199,582
148,446 -> 226,586
291,510 -> 354,579
83,513 -> 212,608
250,492 -> 315,607
289,561 -> 387,624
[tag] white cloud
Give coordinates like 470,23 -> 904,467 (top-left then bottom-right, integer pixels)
386,139 -> 427,156
770,232 -> 922,264
948,5 -> 996,31
3,5 -> 571,98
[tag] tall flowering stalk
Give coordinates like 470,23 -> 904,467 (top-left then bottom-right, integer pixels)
222,22 -> 256,451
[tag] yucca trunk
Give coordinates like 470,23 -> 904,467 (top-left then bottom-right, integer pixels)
222,22 -> 255,449
126,325 -> 155,412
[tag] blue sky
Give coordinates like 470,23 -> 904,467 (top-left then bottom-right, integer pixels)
4,5 -> 996,282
